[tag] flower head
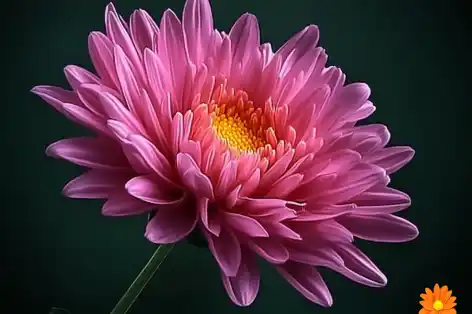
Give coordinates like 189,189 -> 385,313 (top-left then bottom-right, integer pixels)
33,0 -> 418,307
420,284 -> 457,314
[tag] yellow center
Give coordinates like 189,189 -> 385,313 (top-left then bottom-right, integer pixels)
211,102 -> 267,152
433,300 -> 444,311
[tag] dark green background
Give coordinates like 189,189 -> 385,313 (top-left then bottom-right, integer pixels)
4,0 -> 470,313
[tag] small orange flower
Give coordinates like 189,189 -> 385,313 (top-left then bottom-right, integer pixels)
419,284 -> 457,314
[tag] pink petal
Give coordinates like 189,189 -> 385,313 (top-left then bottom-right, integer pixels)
106,5 -> 144,83
365,146 -> 415,174
182,0 -> 214,65
114,45 -> 143,119
31,85 -> 79,112
198,198 -> 221,236
352,187 -> 411,214
145,203 -> 198,244
221,251 -> 260,306
125,175 -> 184,205
128,134 -> 175,185
223,212 -> 269,238
106,120 -> 155,173
61,103 -> 111,136
248,238 -> 289,264
88,32 -> 118,89
266,173 -> 303,198
275,25 -> 320,62
216,160 -> 238,196
263,221 -> 302,240
76,83 -> 109,117
331,243 -> 387,287
205,228 -> 241,277
176,153 -> 214,199
102,192 -> 154,216
46,137 -> 128,170
277,262 -> 333,307
99,91 -> 146,134
63,169 -> 130,199
287,246 -> 344,268
158,9 -> 187,99
229,13 -> 260,66
64,65 -> 100,90
130,9 -> 159,54
337,214 -> 418,243
316,163 -> 388,203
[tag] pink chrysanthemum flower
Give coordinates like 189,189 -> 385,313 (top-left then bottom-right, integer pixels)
32,0 -> 418,307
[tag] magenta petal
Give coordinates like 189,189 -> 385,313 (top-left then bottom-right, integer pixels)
31,85 -> 79,112
205,228 -> 241,277
366,146 -> 415,174
102,192 -> 153,216
287,246 -> 344,268
46,137 -> 128,170
332,243 -> 387,287
337,213 -> 419,243
248,238 -> 289,264
130,9 -> 159,53
198,197 -> 221,236
317,163 -> 388,203
88,32 -> 118,89
61,103 -> 111,136
145,204 -> 198,244
277,261 -> 333,307
125,175 -> 184,205
223,212 -> 269,238
229,13 -> 260,64
182,0 -> 213,65
64,65 -> 100,90
352,187 -> 411,214
221,251 -> 260,307
63,169 -> 130,199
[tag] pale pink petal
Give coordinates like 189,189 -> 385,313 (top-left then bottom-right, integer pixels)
205,228 -> 241,277
221,251 -> 260,307
46,137 -> 128,170
63,169 -> 131,199
145,204 -> 198,243
337,214 -> 419,242
102,192 -> 154,216
277,262 -> 333,307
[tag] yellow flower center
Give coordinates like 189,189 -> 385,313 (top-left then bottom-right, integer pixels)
433,300 -> 444,311
211,102 -> 267,153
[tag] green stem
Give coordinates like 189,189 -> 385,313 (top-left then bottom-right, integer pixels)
110,244 -> 174,314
